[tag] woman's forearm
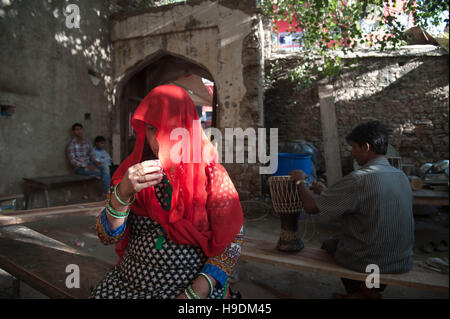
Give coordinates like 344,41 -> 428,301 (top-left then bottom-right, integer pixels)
191,274 -> 217,299
106,183 -> 134,230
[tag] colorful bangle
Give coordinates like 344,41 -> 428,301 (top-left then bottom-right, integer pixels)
186,285 -> 201,299
196,273 -> 213,297
114,183 -> 135,206
184,288 -> 193,299
106,200 -> 129,219
107,200 -> 129,215
106,207 -> 128,219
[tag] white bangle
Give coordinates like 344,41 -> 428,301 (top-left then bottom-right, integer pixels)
296,179 -> 307,186
197,272 -> 214,297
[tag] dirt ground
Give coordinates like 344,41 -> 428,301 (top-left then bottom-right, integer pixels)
0,203 -> 448,299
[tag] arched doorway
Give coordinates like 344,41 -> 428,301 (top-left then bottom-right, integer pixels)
119,53 -> 217,160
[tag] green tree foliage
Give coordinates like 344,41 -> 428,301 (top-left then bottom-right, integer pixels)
261,0 -> 448,87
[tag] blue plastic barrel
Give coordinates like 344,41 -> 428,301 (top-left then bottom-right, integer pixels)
273,153 -> 312,183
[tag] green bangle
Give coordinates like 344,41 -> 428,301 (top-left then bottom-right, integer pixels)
107,200 -> 129,215
196,273 -> 213,297
106,208 -> 128,219
187,285 -> 201,299
106,200 -> 129,219
114,183 -> 135,206
184,288 -> 193,299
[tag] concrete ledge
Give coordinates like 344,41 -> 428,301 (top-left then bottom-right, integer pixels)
270,45 -> 448,61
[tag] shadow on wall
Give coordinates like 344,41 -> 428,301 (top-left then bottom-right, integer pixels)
0,0 -> 119,196
0,0 -> 114,108
334,55 -> 449,171
264,54 -> 449,175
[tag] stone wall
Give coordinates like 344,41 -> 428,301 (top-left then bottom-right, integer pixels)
265,46 -> 449,178
109,0 -> 266,199
0,0 -> 115,200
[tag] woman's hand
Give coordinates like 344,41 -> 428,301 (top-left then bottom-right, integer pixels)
175,274 -> 216,299
119,160 -> 163,199
175,292 -> 188,299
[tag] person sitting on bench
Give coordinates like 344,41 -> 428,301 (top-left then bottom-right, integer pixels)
67,123 -> 111,196
93,135 -> 115,176
290,121 -> 414,299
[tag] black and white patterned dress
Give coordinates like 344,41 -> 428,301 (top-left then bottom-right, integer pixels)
90,213 -> 228,299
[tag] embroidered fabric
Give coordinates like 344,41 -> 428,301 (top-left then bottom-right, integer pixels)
95,164 -> 244,286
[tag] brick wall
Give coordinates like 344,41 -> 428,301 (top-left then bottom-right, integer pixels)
264,48 -> 449,177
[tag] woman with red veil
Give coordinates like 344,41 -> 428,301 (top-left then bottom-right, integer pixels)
90,84 -> 244,299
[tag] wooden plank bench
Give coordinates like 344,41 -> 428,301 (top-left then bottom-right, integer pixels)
241,237 -> 449,294
413,189 -> 449,206
0,224 -> 113,298
0,201 -> 104,226
0,204 -> 447,298
23,175 -> 100,209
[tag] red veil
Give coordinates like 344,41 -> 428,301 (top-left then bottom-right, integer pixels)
112,84 -> 243,262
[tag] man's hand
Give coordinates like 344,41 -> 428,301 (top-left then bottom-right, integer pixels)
289,169 -> 308,181
290,169 -> 320,214
309,180 -> 326,195
87,165 -> 97,171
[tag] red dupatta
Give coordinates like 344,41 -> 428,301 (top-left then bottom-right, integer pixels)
112,84 -> 243,262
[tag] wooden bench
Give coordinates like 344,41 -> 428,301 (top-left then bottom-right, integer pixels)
0,224 -> 113,299
413,189 -> 449,206
0,201 -> 104,226
241,237 -> 449,294
0,203 -> 447,298
23,175 -> 100,209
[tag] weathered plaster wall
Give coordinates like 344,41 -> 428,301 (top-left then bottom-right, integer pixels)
265,46 -> 449,178
109,0 -> 265,199
0,0 -> 114,198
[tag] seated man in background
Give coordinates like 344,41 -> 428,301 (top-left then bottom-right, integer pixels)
67,123 -> 110,196
290,121 -> 414,299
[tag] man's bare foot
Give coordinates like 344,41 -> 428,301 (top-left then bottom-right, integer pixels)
332,287 -> 382,299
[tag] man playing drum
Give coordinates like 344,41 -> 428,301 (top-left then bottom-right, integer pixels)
290,121 -> 414,299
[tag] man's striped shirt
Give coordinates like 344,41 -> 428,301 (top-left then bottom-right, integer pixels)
67,138 -> 94,169
315,157 -> 414,274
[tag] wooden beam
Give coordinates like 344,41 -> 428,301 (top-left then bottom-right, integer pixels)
0,255 -> 75,299
413,189 -> 449,206
318,80 -> 342,186
0,201 -> 104,226
0,226 -> 114,299
241,237 -> 449,294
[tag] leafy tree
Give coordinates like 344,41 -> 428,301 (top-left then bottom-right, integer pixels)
261,0 -> 449,88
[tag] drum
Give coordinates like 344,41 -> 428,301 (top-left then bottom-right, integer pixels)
268,176 -> 305,252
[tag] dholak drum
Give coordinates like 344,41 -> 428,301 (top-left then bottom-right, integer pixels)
268,176 -> 305,252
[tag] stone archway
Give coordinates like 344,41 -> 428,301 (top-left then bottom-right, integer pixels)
109,1 -> 269,199
118,51 -> 217,159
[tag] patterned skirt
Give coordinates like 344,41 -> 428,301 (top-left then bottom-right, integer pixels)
90,213 -> 227,299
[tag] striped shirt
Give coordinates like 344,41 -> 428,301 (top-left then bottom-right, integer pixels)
67,138 -> 95,168
315,157 -> 414,274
